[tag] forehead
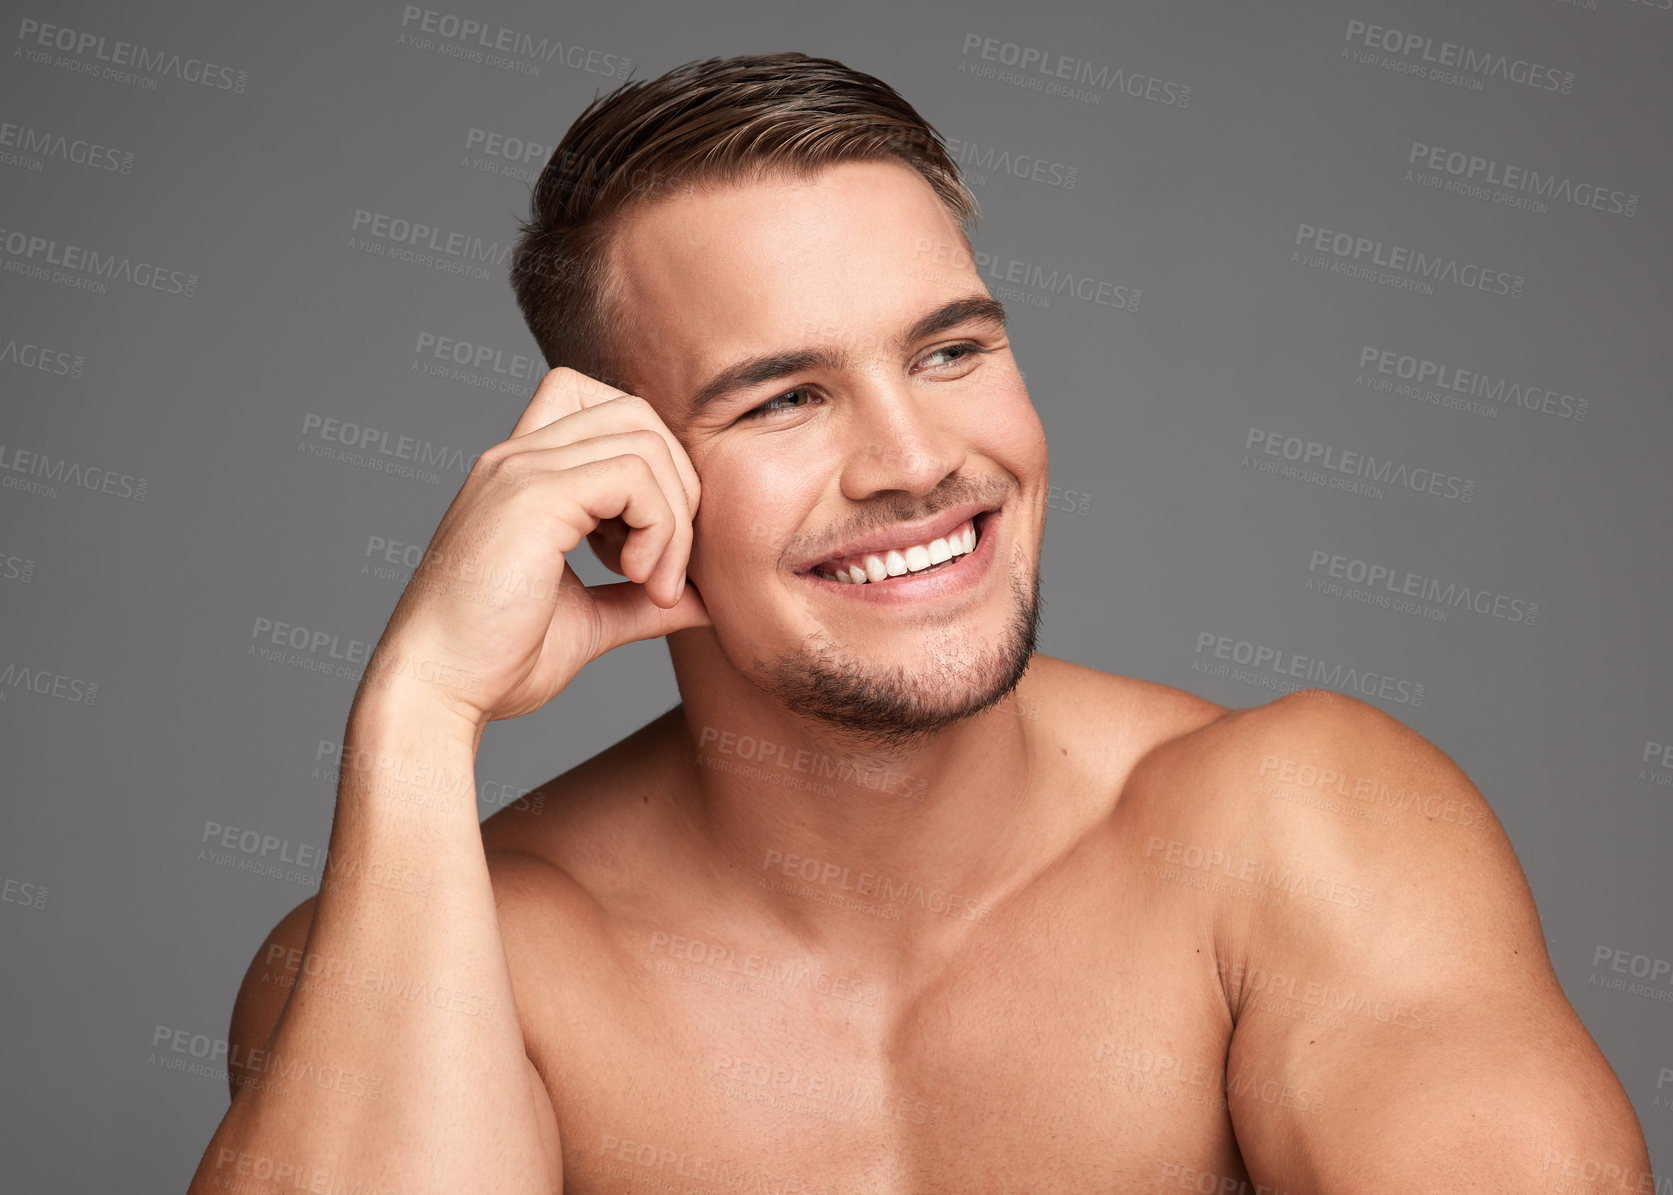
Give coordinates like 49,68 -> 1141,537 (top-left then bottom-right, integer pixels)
605,159 -> 974,410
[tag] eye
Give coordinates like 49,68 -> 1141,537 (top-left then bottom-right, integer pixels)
916,338 -> 990,369
920,342 -> 983,369
744,386 -> 820,420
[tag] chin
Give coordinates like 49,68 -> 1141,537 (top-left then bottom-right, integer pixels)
745,548 -> 1042,754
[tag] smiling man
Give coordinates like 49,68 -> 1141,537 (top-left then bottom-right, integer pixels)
190,52 -> 1650,1195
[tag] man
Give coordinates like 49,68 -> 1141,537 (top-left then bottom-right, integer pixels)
189,52 -> 1649,1194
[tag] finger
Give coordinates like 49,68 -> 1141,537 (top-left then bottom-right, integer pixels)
509,431 -> 693,597
586,520 -> 629,576
506,392 -> 701,522
584,575 -> 713,661
507,367 -> 629,441
517,449 -> 685,605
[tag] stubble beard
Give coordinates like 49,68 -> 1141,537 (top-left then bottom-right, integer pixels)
751,538 -> 1042,757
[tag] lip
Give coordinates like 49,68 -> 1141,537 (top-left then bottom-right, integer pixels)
794,508 -> 1001,603
795,500 -> 1002,576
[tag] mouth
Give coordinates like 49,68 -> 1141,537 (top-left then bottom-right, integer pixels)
800,508 -> 999,590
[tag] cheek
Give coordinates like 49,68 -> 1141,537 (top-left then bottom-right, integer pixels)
981,381 -> 1048,472
689,455 -> 817,578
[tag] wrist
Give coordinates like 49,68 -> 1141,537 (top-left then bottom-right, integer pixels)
352,641 -> 489,744
348,677 -> 486,757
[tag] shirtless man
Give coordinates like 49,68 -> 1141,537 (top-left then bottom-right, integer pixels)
187,52 -> 1650,1194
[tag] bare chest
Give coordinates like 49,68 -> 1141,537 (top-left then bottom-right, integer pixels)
521,840 -> 1249,1195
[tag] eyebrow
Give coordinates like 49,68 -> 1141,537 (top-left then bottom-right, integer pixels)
684,294 -> 1008,417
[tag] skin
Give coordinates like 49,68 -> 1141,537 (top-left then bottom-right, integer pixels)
228,160 -> 1651,1192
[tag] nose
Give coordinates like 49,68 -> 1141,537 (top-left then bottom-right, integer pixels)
837,375 -> 968,502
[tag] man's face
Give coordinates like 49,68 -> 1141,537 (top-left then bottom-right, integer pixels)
608,158 -> 1049,749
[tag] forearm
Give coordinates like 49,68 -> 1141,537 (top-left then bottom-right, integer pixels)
188,686 -> 552,1194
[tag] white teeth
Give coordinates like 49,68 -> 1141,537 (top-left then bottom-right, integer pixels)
815,516 -> 983,585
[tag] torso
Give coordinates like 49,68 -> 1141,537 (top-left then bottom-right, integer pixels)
481,655 -> 1267,1194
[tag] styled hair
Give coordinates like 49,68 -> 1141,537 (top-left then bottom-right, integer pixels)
508,51 -> 980,395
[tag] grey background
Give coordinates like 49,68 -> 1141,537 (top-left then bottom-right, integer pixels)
1,0 -> 1668,1188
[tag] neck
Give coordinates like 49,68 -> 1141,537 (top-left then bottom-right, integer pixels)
660,627 -> 1051,957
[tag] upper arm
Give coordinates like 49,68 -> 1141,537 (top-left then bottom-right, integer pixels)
222,874 -> 565,1188
1221,691 -> 1650,1193
225,895 -> 317,1104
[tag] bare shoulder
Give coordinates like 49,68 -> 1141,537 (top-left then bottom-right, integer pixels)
1023,654 -> 1229,779
477,706 -> 688,872
1119,683 -> 1501,844
225,893 -> 318,1103
1157,701 -> 1650,1187
1209,686 -> 1505,862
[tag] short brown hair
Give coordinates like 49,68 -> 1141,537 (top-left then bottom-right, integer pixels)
508,51 -> 980,395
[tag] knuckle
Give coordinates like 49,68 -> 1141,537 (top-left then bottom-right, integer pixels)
469,443 -> 507,477
629,427 -> 668,455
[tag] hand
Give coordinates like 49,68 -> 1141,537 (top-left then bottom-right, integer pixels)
362,367 -> 711,729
